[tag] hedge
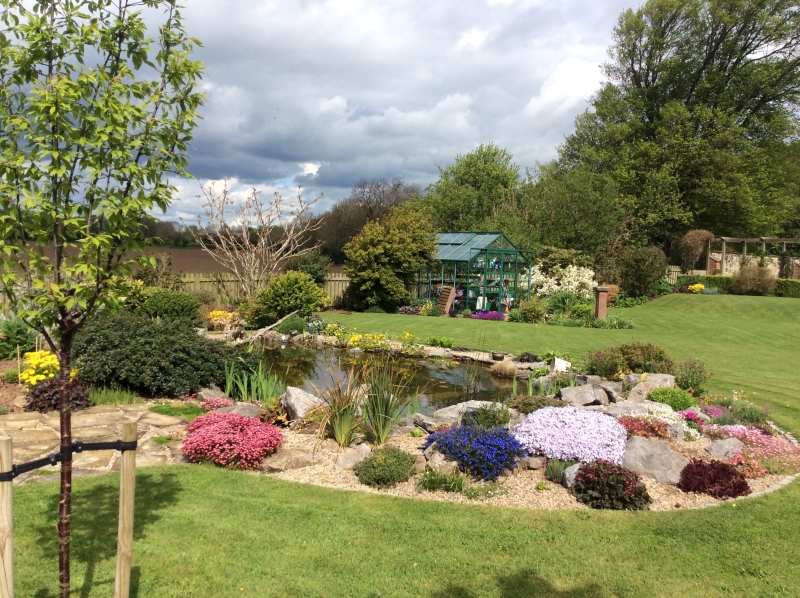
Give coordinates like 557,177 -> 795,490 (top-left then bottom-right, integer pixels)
774,278 -> 800,298
675,275 -> 733,294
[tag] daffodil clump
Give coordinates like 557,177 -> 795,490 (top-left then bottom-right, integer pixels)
348,333 -> 390,352
688,283 -> 705,294
207,310 -> 245,331
19,350 -> 76,388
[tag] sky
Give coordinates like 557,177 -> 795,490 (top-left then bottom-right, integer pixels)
165,0 -> 636,222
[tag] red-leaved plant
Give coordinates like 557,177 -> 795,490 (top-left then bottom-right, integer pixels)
677,458 -> 751,499
183,412 -> 283,469
571,460 -> 651,510
617,416 -> 668,439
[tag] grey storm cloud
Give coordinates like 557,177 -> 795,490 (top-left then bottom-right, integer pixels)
161,0 -> 635,220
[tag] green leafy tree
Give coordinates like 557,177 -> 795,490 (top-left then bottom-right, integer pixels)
343,207 -> 436,311
284,248 -> 332,285
0,1 -> 203,593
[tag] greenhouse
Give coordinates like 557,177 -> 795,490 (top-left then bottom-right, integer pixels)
417,232 -> 533,315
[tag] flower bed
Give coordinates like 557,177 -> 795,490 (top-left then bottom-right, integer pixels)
183,412 -> 283,469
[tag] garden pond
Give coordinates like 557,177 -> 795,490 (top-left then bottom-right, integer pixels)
257,346 -> 515,416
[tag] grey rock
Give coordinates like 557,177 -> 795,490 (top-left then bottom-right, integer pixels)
522,456 -> 546,470
514,370 -> 531,380
596,381 -> 624,403
436,460 -> 459,475
196,384 -> 228,401
579,405 -> 608,412
667,422 -> 685,443
347,347 -> 363,357
684,406 -> 711,423
557,384 -> 597,407
413,454 -> 427,473
433,400 -> 497,422
334,443 -> 371,470
425,347 -> 446,358
281,387 -> 324,421
260,448 -> 320,473
216,402 -> 261,418
412,412 -> 440,433
562,463 -> 581,489
624,373 -> 675,390
592,386 -> 610,406
13,395 -> 27,409
576,375 -> 603,386
423,442 -> 439,460
627,381 -> 664,403
427,451 -> 458,474
622,437 -> 689,485
549,357 -> 572,373
706,438 -> 745,460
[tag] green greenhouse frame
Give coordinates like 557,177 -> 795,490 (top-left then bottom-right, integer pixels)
417,232 -> 533,314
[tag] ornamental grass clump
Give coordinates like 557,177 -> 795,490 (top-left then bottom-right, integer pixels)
677,458 -> 751,499
182,412 -> 283,469
513,406 -> 627,465
424,426 -> 526,481
572,460 -> 651,510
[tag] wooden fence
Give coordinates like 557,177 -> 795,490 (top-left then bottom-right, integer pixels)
179,271 -> 352,302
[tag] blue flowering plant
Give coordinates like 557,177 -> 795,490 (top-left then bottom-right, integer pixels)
423,426 -> 527,481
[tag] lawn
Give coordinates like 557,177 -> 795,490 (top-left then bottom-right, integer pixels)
12,294 -> 800,597
334,295 -> 800,433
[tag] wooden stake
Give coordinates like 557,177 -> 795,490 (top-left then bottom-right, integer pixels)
114,422 -> 137,598
0,437 -> 13,598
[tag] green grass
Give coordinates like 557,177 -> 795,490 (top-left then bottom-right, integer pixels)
148,403 -> 205,421
333,295 -> 800,433
89,386 -> 140,406
152,436 -> 174,445
13,465 -> 800,597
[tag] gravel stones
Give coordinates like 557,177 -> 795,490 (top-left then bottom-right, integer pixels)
622,437 -> 689,485
706,438 -> 745,460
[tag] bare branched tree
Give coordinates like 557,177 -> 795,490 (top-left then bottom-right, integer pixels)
186,180 -> 323,297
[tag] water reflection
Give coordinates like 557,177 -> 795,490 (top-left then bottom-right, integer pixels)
257,346 -> 514,416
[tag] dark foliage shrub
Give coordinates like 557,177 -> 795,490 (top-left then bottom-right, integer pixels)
774,278 -> 800,298
0,318 -> 35,359
240,271 -> 328,328
585,347 -> 629,380
586,342 -> 674,380
516,352 -> 540,363
617,416 -> 668,439
677,458 -> 751,499
398,305 -> 421,315
74,313 -> 258,397
424,426 -> 526,481
731,266 -> 776,296
426,306 -> 444,317
462,403 -> 511,428
507,395 -> 565,414
544,458 -> 576,483
275,315 -> 307,335
572,460 -> 651,510
734,405 -> 766,423
679,230 -> 714,273
675,359 -> 712,393
619,246 -> 667,297
25,378 -> 94,413
649,387 -> 697,411
710,413 -> 740,426
139,288 -> 200,320
649,277 -> 672,296
354,446 -> 416,488
675,275 -> 733,294
568,303 -> 594,320
363,306 -> 387,313
518,298 -> 547,322
284,249 -> 332,285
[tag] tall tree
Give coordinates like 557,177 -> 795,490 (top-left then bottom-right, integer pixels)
0,1 -> 203,594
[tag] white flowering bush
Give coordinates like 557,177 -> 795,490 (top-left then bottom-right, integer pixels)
644,403 -> 683,426
522,265 -> 596,300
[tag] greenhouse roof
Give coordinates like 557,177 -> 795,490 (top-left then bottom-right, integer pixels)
435,232 -> 528,262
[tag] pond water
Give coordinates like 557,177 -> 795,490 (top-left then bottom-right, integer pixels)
258,346 -> 516,416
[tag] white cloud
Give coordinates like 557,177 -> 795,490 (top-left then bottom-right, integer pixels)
523,57 -> 604,121
455,28 -> 489,51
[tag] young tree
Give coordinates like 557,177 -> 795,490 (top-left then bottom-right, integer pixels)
187,180 -> 323,298
0,1 -> 203,594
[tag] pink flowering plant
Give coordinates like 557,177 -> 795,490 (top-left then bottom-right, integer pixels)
707,424 -> 800,476
513,406 -> 627,464
200,397 -> 235,411
182,412 -> 283,469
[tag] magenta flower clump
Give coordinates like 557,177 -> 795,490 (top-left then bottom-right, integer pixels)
200,397 -> 234,411
183,411 -> 283,469
513,406 -> 627,464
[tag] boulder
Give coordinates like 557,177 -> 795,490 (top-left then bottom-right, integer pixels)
413,454 -> 427,474
433,400 -> 497,422
423,442 -> 439,460
622,437 -> 689,485
596,381 -> 624,403
347,347 -> 363,357
13,395 -> 27,409
216,402 -> 261,418
557,384 -> 597,407
427,451 -> 458,474
706,438 -> 745,460
575,375 -> 603,386
334,443 -> 371,470
624,373 -> 675,390
627,381 -> 663,403
549,357 -> 572,373
281,387 -> 324,421
196,384 -> 227,401
667,422 -> 685,443
522,456 -> 546,470
412,413 -> 440,434
562,463 -> 581,489
260,448 -> 321,473
605,402 -> 651,418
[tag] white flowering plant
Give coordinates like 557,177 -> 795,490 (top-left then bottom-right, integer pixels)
521,264 -> 597,300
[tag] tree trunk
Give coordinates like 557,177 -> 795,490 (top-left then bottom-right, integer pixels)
57,333 -> 75,598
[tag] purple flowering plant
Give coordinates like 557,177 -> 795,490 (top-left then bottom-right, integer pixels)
469,311 -> 505,321
423,425 -> 527,481
513,406 -> 627,465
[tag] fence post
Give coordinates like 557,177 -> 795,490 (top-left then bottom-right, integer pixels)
0,437 -> 13,598
114,422 -> 137,598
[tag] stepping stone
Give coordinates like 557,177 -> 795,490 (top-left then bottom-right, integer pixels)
80,405 -> 120,415
117,404 -> 150,412
166,441 -> 185,460
138,413 -> 186,427
12,441 -> 59,462
72,412 -> 134,428
72,449 -> 116,469
72,426 -> 116,440
111,454 -> 168,470
6,429 -> 58,443
0,412 -> 43,430
13,396 -> 27,409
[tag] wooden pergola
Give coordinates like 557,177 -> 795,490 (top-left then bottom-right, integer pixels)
709,237 -> 800,275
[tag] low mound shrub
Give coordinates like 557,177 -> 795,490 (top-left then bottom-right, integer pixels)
354,446 -> 416,488
507,395 -> 564,414
275,315 -> 307,335
572,460 -> 651,510
513,406 -> 627,464
424,426 -> 526,481
677,458 -> 751,499
731,266 -> 775,296
24,379 -> 94,413
617,416 -> 669,439
518,297 -> 547,322
182,411 -> 283,469
74,312 -> 258,397
139,288 -> 201,320
461,403 -> 511,428
240,271 -> 329,328
586,341 -> 676,380
649,387 -> 697,411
